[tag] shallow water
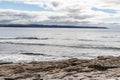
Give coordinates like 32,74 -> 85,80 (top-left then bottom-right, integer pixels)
0,27 -> 120,62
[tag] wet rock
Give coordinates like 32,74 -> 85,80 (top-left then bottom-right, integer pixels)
88,56 -> 120,71
52,62 -> 69,69
0,62 -> 13,65
81,67 -> 94,72
13,66 -> 25,74
26,67 -> 42,72
33,74 -> 41,80
97,56 -> 115,60
14,73 -> 33,79
0,73 -> 5,77
51,72 -> 76,79
64,66 -> 82,72
67,58 -> 79,63
4,77 -> 15,80
33,79 -> 43,80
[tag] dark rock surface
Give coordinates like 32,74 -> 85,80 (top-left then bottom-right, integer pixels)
89,56 -> 120,70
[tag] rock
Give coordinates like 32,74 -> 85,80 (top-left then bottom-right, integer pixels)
33,79 -> 43,80
81,67 -> 94,72
4,78 -> 15,80
0,56 -> 120,80
88,56 -> 120,71
13,66 -> 25,74
34,74 -> 41,79
64,66 -> 82,72
14,73 -> 33,79
0,62 -> 13,65
67,58 -> 80,63
51,72 -> 76,79
97,56 -> 114,60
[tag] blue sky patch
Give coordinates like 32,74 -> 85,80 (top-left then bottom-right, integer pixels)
91,7 -> 117,14
0,1 -> 52,11
102,17 -> 120,22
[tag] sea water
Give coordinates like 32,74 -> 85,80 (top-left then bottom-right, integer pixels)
0,27 -> 120,62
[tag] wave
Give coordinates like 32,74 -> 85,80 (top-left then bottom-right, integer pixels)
0,37 -> 97,41
0,42 -> 46,46
77,39 -> 97,41
63,38 -> 96,41
0,37 -> 50,40
16,37 -> 39,39
101,36 -> 116,38
21,53 -> 51,57
68,45 -> 120,50
0,42 -> 120,51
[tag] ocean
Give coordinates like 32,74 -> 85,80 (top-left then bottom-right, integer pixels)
0,27 -> 120,63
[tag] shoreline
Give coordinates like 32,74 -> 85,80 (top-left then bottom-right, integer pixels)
0,56 -> 120,80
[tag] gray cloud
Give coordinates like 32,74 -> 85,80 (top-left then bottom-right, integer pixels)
48,16 -> 69,20
39,20 -> 81,26
0,10 -> 40,24
51,1 -> 59,7
73,15 -> 93,19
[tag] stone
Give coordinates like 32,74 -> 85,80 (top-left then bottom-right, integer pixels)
4,78 -> 15,80
14,66 -> 25,74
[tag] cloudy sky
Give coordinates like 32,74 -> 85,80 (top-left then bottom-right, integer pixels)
0,0 -> 120,28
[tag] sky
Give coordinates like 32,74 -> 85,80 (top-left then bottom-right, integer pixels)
0,0 -> 120,28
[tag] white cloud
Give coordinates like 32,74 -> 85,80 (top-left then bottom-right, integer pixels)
0,0 -> 120,26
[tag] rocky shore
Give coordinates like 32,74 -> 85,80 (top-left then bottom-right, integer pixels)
0,56 -> 120,80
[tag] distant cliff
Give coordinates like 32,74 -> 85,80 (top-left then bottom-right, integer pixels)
0,24 -> 108,29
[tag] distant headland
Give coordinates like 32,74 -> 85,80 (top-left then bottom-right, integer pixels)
0,24 -> 108,29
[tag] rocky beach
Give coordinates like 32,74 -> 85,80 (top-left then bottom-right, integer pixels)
0,56 -> 119,80
0,0 -> 120,80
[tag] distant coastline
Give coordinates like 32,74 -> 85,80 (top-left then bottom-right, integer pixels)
0,24 -> 108,29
